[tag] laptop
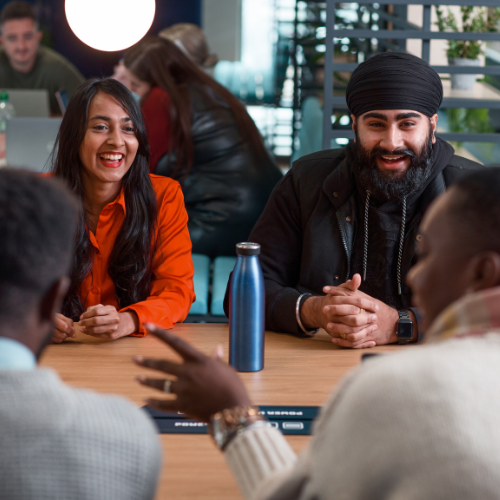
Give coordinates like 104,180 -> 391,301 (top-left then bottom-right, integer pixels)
6,117 -> 62,172
0,89 -> 50,117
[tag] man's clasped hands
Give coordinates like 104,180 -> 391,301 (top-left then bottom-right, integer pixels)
300,273 -> 402,349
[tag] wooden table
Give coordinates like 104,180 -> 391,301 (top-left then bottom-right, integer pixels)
40,324 -> 402,499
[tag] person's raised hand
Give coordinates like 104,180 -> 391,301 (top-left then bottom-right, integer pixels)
133,324 -> 251,422
79,305 -> 138,340
53,313 -> 75,343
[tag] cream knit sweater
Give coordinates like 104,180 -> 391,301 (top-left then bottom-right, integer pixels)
225,334 -> 500,500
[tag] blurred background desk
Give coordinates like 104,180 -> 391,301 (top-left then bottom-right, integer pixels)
40,324 -> 402,500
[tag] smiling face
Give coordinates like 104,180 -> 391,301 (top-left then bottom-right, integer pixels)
0,18 -> 42,73
353,109 -> 438,178
78,91 -> 139,187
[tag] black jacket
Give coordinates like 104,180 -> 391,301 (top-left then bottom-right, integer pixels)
157,84 -> 283,258
224,146 -> 482,335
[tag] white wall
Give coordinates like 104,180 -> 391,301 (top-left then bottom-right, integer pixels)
240,0 -> 275,70
202,0 -> 242,61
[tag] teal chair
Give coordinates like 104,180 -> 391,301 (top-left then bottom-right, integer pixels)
291,96 -> 323,163
188,254 -> 211,315
210,256 -> 237,316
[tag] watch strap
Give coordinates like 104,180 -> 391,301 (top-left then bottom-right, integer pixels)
408,307 -> 423,342
397,309 -> 413,345
398,310 -> 410,321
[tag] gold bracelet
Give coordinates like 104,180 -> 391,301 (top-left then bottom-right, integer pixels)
209,406 -> 266,451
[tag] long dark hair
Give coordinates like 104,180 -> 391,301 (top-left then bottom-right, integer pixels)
124,36 -> 268,177
51,78 -> 158,320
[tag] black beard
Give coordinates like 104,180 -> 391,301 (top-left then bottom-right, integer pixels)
352,124 -> 434,201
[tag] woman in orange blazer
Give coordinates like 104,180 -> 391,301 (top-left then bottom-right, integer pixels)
50,78 -> 195,342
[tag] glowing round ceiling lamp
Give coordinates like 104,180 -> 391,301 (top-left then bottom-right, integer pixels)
65,0 -> 156,52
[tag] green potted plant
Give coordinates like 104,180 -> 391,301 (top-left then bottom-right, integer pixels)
435,6 -> 500,90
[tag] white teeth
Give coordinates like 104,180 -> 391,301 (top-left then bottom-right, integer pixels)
381,155 -> 404,160
100,154 -> 123,161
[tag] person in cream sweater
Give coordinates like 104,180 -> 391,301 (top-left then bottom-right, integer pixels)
136,167 -> 500,500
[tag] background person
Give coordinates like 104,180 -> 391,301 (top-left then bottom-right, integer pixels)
224,52 -> 482,347
0,170 -> 161,500
159,23 -> 218,73
50,78 -> 194,343
112,23 -> 217,92
0,1 -> 84,114
123,36 -> 283,258
135,168 -> 500,500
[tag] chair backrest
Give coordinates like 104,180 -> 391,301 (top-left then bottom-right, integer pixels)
291,96 -> 323,163
211,256 -> 236,316
189,254 -> 211,315
188,254 -> 236,319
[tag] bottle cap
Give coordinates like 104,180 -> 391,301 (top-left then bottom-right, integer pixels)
0,92 -> 8,101
236,242 -> 260,256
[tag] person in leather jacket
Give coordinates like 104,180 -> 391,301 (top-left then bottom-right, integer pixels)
123,36 -> 283,258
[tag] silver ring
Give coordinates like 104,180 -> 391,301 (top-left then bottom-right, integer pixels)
163,379 -> 172,394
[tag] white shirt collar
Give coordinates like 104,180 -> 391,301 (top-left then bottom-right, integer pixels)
0,337 -> 36,370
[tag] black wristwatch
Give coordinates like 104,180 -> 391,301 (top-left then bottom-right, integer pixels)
396,310 -> 413,344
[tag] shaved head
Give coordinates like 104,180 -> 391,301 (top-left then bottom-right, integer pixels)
407,167 -> 500,331
447,168 -> 500,255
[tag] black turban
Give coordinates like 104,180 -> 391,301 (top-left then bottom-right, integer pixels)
346,52 -> 443,117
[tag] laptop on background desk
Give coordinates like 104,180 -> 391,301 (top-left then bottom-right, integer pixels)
0,89 -> 50,118
6,118 -> 62,172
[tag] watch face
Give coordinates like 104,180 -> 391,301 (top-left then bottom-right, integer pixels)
398,320 -> 413,339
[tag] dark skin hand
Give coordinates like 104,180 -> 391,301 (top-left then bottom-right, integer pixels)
133,324 -> 252,422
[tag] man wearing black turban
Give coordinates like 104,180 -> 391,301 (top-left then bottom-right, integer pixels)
224,52 -> 482,348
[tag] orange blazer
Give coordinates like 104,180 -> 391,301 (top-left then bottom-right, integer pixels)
79,174 -> 195,335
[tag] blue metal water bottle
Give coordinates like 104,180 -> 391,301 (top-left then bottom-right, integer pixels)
229,242 -> 265,372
